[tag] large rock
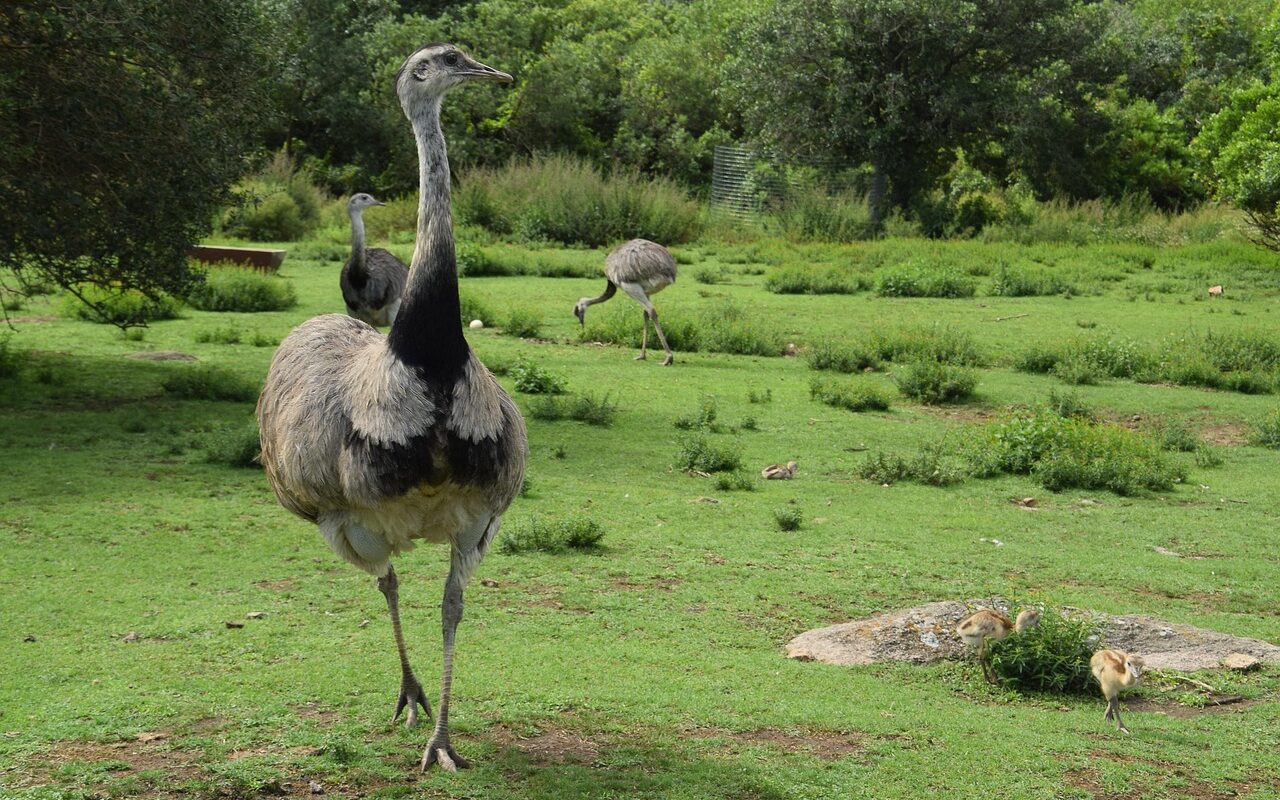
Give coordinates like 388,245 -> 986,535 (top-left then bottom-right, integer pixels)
787,600 -> 1280,672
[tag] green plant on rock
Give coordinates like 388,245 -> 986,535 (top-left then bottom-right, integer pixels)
987,607 -> 1101,693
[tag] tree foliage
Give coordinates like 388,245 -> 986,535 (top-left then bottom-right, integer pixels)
0,0 -> 279,322
1194,80 -> 1280,250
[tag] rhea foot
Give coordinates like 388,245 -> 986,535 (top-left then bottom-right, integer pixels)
661,353 -> 673,366
420,733 -> 470,773
392,674 -> 432,729
634,352 -> 646,361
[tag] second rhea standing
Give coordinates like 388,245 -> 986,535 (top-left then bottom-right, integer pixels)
574,238 -> 677,365
341,192 -> 408,327
1091,649 -> 1145,734
956,607 -> 1041,682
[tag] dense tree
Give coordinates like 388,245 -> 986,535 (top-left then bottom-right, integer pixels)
1194,80 -> 1280,251
0,0 -> 279,319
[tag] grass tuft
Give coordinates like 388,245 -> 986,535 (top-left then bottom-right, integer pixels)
809,377 -> 892,412
161,365 -> 258,402
511,358 -> 567,395
894,361 -> 978,404
185,267 -> 297,312
498,516 -> 604,554
675,434 -> 742,473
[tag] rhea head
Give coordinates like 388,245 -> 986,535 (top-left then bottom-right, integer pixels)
347,193 -> 385,213
395,43 -> 512,111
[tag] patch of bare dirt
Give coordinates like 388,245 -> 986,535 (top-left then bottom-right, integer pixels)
255,578 -> 297,591
292,702 -> 339,726
688,727 -> 868,760
916,406 -> 994,424
610,574 -> 683,592
489,725 -> 601,765
786,600 -> 1280,671
7,314 -> 58,324
1123,695 -> 1263,719
1198,422 -> 1248,447
19,737 -> 202,796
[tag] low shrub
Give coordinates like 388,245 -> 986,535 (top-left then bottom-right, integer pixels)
511,359 -> 567,395
185,267 -> 297,313
1250,408 -> 1280,448
580,300 -> 783,358
988,263 -> 1075,297
503,308 -> 542,338
222,153 -> 326,241
747,388 -> 773,404
857,446 -> 967,486
674,396 -> 721,431
764,265 -> 867,295
1145,418 -> 1199,452
714,471 -> 758,492
195,326 -> 243,345
987,607 -> 1101,693
809,377 -> 892,412
877,261 -> 976,298
204,420 -> 262,467
894,361 -> 978,404
459,290 -> 492,327
870,324 -> 985,366
1014,346 -> 1060,374
63,285 -> 181,326
1046,389 -> 1094,420
806,340 -> 880,373
773,505 -> 803,532
528,393 -> 618,426
498,516 -> 604,554
857,451 -> 911,484
161,365 -> 258,402
692,265 -> 726,285
675,434 -> 741,473
1051,356 -> 1105,386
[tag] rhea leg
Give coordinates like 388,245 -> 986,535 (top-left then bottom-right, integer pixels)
378,564 -> 431,728
635,312 -> 649,360
620,283 -> 673,366
649,310 -> 674,366
421,552 -> 472,772
1109,697 -> 1130,734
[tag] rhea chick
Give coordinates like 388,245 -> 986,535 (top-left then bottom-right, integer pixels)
1091,649 -> 1145,734
956,607 -> 1041,682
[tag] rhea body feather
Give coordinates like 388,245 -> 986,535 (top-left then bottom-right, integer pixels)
1091,649 -> 1144,698
956,608 -> 1039,649
604,238 -> 677,295
341,247 -> 408,328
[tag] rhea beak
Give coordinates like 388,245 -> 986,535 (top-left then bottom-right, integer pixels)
464,59 -> 513,83
373,200 -> 386,207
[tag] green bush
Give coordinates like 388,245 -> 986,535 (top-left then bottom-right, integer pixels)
773,505 -> 803,532
222,154 -> 326,241
1046,389 -> 1094,420
870,324 -> 985,366
1145,418 -> 1199,453
1014,346 -> 1060,374
987,607 -> 1101,693
772,187 -> 877,243
459,290 -> 492,327
511,359 -> 567,395
809,377 -> 892,412
455,154 -> 700,246
714,470 -> 759,492
498,516 -> 604,554
1251,408 -> 1280,448
204,420 -> 261,467
894,361 -> 978,404
580,300 -> 783,358
747,388 -> 773,404
857,451 -> 911,484
674,396 -> 721,431
195,326 -> 242,345
988,263 -> 1075,297
503,308 -> 542,338
161,365 -> 258,402
528,393 -> 618,426
857,446 -> 966,487
692,265 -> 726,285
63,285 -> 181,326
877,262 -> 976,298
185,267 -> 297,312
1051,356 -> 1105,386
806,339 -> 881,373
765,265 -> 867,295
675,434 -> 741,473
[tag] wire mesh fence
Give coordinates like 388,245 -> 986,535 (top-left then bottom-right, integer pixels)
710,145 -> 865,222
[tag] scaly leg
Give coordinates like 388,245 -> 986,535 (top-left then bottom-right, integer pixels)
1111,698 -> 1130,734
635,312 -> 649,360
378,564 -> 431,728
421,553 -> 472,772
649,310 -> 674,366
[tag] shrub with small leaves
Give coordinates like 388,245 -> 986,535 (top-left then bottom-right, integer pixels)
63,285 -> 181,326
511,359 -> 567,394
714,470 -> 758,491
987,607 -> 1101,693
498,516 -> 604,554
806,339 -> 880,373
894,361 -> 977,404
810,377 -> 892,412
195,326 -> 242,345
1194,445 -> 1224,468
1051,356 -> 1104,386
674,396 -> 720,431
503,308 -> 542,338
1250,408 -> 1280,448
161,365 -> 258,402
529,393 -> 618,426
185,267 -> 297,312
877,262 -> 976,298
459,291 -> 492,327
1046,389 -> 1094,420
675,434 -> 741,473
857,451 -> 910,484
773,505 -> 802,531
748,388 -> 773,404
1146,418 -> 1199,452
203,420 -> 261,467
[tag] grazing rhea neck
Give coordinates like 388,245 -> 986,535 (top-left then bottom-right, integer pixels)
387,48 -> 508,377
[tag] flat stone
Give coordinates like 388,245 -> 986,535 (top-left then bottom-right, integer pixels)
1222,653 -> 1261,672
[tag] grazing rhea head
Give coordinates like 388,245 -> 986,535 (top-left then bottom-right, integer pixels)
1015,608 -> 1041,632
395,43 -> 512,109
347,193 -> 385,213
1125,653 -> 1145,680
573,299 -> 589,326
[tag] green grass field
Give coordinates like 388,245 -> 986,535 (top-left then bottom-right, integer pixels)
2,234 -> 1279,799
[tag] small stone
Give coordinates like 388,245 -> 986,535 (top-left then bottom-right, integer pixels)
246,611 -> 267,619
358,619 -> 370,628
136,731 -> 166,743
122,631 -> 139,643
309,780 -> 325,795
919,632 -> 940,649
22,635 -> 35,643
1159,628 -> 1174,638
224,620 -> 245,629
468,319 -> 484,330
481,579 -> 499,588
783,342 -> 799,356
1222,653 -> 1260,672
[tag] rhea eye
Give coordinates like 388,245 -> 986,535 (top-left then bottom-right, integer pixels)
443,52 -> 459,66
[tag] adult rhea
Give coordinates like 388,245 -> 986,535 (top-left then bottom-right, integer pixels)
341,192 -> 408,327
574,238 -> 677,365
257,44 -> 524,773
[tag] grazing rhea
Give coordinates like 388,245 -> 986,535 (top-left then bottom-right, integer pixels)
1091,649 -> 1145,734
956,607 -> 1041,682
257,44 -> 523,774
574,238 -> 677,365
340,193 -> 409,327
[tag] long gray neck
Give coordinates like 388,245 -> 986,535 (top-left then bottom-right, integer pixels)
387,95 -> 468,377
347,207 -> 367,281
585,281 -> 617,307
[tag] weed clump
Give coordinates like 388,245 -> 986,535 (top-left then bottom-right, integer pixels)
511,358 -> 567,395
809,377 -> 891,412
894,361 -> 978,404
528,393 -> 618,426
747,387 -> 773,404
773,505 -> 803,531
185,267 -> 297,312
988,263 -> 1076,297
1250,408 -> 1280,448
987,607 -> 1101,693
161,365 -> 258,402
877,262 -> 976,298
581,300 -> 783,357
765,265 -> 866,295
0,334 -> 26,379
674,396 -> 721,431
675,434 -> 741,473
498,516 -> 604,554
459,290 -> 492,327
806,339 -> 880,373
871,324 -> 985,366
195,326 -> 243,345
857,445 -> 967,486
714,471 -> 758,492
204,420 -> 261,467
503,308 -> 542,338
